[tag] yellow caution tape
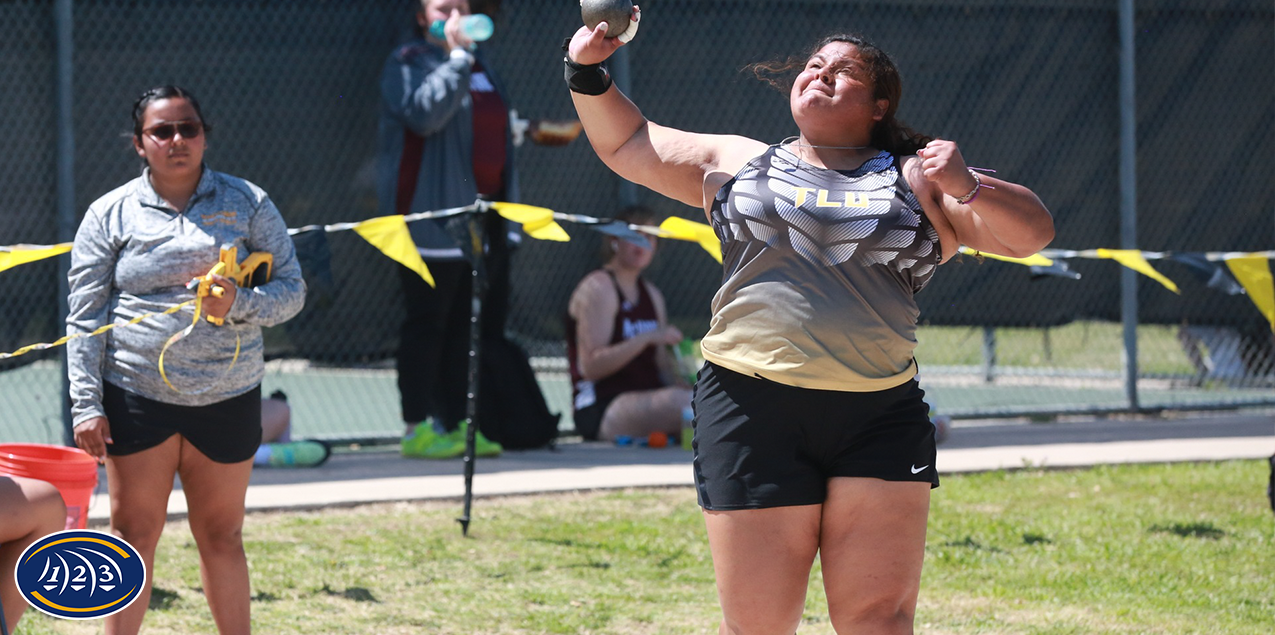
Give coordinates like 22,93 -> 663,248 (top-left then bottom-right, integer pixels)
0,300 -> 195,361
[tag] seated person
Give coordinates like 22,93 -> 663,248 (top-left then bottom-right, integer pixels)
1,475 -> 67,632
254,390 -> 330,467
566,205 -> 693,441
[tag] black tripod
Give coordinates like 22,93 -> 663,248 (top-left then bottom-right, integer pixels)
419,199 -> 645,536
456,200 -> 494,537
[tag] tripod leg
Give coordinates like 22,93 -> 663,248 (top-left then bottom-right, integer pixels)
457,210 -> 489,536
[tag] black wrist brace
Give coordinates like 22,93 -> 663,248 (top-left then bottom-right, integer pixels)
562,37 -> 612,96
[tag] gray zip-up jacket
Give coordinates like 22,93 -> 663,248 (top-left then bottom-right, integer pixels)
377,38 -> 520,259
66,168 -> 305,424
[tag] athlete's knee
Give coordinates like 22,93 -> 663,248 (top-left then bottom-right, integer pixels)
720,615 -> 800,635
719,595 -> 805,635
190,518 -> 245,554
828,591 -> 916,634
111,515 -> 166,553
24,480 -> 67,533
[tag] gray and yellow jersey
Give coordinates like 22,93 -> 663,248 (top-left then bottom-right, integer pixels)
701,145 -> 941,392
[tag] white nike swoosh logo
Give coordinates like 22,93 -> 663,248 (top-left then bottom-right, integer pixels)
911,464 -> 929,474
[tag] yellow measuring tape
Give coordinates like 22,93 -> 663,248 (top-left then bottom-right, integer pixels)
1,254 -> 252,395
158,244 -> 273,393
0,300 -> 196,361
157,260 -> 241,394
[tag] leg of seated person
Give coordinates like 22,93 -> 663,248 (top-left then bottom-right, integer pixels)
261,397 -> 291,444
598,386 -> 692,441
0,476 -> 68,630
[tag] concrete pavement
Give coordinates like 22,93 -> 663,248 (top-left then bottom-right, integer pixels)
85,412 -> 1273,524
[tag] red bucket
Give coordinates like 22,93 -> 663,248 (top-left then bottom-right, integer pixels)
0,443 -> 100,529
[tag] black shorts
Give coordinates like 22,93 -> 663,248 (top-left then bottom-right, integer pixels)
692,362 -> 938,511
572,394 -> 618,441
102,382 -> 263,464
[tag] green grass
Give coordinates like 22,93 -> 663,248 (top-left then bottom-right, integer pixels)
915,321 -> 1197,376
921,462 -> 1274,634
16,460 -> 1275,634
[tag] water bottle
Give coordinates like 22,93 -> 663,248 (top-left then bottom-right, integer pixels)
429,14 -> 494,42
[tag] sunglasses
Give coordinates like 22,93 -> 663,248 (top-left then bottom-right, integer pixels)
143,121 -> 203,141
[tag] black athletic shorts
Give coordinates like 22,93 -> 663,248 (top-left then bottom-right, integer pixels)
692,362 -> 938,511
102,382 -> 262,464
573,393 -> 618,441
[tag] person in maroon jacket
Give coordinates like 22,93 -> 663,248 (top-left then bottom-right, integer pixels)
565,206 -> 692,441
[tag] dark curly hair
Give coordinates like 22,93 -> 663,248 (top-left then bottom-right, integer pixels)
746,33 -> 932,156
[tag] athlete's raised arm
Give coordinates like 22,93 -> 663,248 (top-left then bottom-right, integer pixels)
565,16 -> 763,210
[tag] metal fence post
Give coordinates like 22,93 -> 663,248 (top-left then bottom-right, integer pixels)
982,326 -> 996,384
56,0 -> 76,446
1118,0 -> 1139,411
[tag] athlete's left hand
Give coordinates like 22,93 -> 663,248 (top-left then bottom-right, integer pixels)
917,139 -> 978,201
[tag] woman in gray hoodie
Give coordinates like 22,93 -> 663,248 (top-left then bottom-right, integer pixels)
67,85 -> 305,635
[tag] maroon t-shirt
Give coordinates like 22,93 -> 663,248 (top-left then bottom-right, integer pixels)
469,60 -> 507,197
565,271 -> 665,414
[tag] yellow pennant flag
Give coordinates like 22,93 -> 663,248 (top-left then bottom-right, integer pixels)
1225,255 -> 1275,331
353,215 -> 434,287
492,202 -> 570,242
1095,248 -> 1179,294
658,217 -> 722,263
957,246 -> 1054,267
0,243 -> 73,274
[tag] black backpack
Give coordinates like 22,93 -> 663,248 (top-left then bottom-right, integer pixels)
474,335 -> 561,449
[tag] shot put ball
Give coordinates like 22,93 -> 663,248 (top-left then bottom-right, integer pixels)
582,0 -> 634,38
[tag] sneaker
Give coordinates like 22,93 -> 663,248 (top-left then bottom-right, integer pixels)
264,440 -> 330,468
457,419 -> 502,458
401,422 -> 465,459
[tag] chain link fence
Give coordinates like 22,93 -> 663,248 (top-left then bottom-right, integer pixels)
1,0 -> 1271,444
0,0 -> 61,443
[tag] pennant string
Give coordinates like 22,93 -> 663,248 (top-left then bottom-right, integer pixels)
4,199 -> 1274,356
